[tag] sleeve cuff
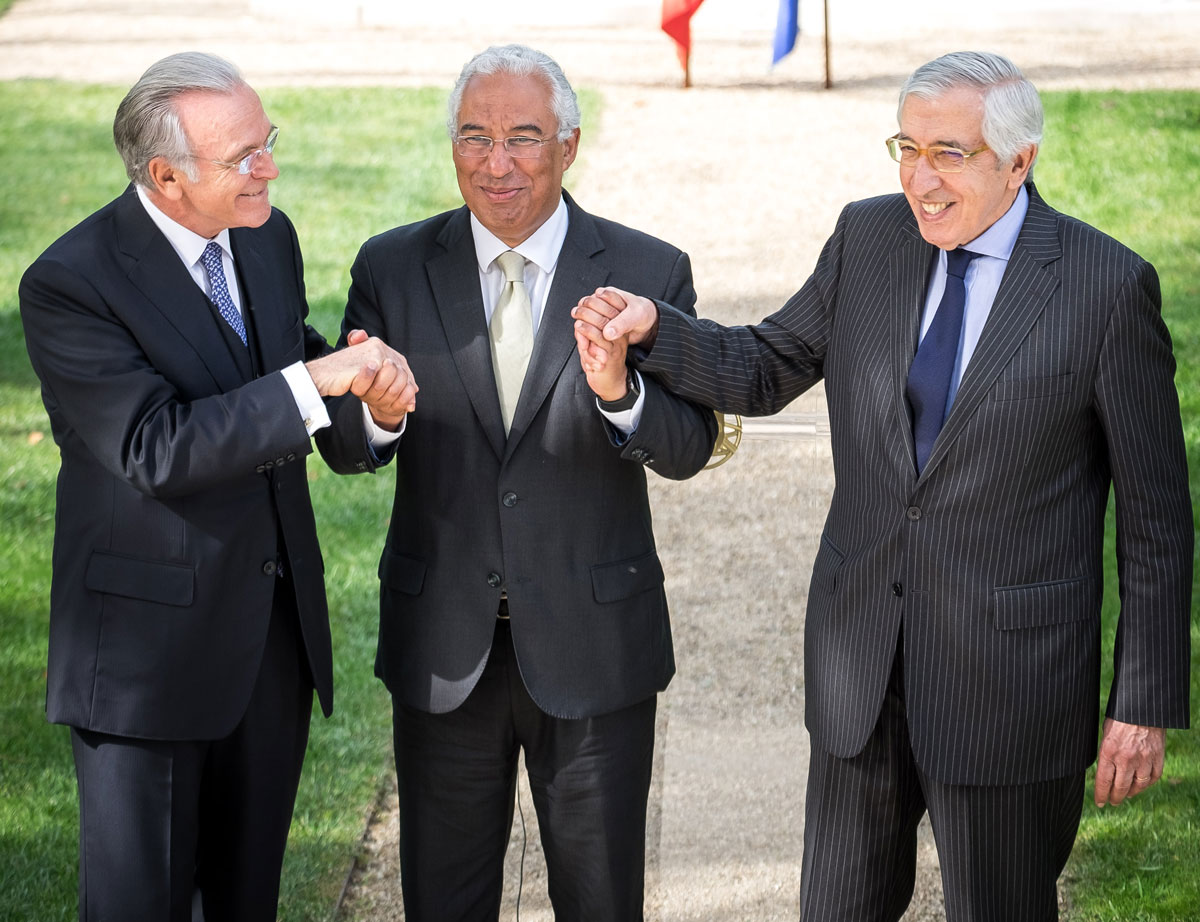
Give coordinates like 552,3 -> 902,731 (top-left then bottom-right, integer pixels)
281,361 -> 331,436
596,370 -> 645,437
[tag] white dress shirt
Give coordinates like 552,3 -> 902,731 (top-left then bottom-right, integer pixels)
917,183 -> 1029,409
135,186 -> 330,435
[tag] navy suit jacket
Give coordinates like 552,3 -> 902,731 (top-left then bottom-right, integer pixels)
21,186 -> 335,739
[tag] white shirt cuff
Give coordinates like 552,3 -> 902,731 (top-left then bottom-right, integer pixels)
282,361 -> 330,435
364,402 -> 405,448
597,370 -> 645,436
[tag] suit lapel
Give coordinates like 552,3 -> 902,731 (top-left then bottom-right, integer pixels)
427,208 -> 508,461
890,225 -> 936,478
230,225 -> 285,374
505,201 -> 608,456
115,188 -> 248,393
920,184 -> 1063,479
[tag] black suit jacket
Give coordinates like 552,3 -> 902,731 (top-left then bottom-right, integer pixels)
317,194 -> 718,719
20,186 -> 335,740
638,183 -> 1192,784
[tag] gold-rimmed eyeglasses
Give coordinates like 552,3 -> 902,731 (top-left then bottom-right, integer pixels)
885,134 -> 989,173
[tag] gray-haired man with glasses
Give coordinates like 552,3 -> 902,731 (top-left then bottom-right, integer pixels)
316,43 -> 716,922
574,50 -> 1191,921
20,51 -> 416,921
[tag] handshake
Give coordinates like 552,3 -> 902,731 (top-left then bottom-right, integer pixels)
306,329 -> 418,432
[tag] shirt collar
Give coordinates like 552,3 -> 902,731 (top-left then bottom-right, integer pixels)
963,183 -> 1028,261
469,195 -> 569,275
135,185 -> 232,267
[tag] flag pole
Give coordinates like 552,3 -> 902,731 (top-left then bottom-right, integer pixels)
823,0 -> 832,88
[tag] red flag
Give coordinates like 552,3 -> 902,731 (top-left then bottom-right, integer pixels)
662,0 -> 705,73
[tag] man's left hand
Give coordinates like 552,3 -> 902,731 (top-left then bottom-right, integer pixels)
1094,718 -> 1165,806
574,323 -> 629,402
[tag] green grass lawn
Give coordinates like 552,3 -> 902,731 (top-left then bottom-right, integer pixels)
0,81 -> 464,922
1035,90 -> 1200,922
0,82 -> 1196,921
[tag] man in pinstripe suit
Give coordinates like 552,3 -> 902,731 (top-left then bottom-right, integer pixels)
572,52 -> 1192,921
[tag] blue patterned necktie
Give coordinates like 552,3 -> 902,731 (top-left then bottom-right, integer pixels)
907,247 -> 978,472
200,241 -> 248,346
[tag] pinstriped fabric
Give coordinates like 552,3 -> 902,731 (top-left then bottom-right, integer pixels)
637,183 -> 1192,788
798,652 -> 1086,921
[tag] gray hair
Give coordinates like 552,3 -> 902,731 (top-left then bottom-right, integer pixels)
446,44 -> 581,141
113,51 -> 246,187
898,51 -> 1043,172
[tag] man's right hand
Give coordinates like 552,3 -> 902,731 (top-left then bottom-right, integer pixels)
306,332 -> 417,431
572,287 -> 660,375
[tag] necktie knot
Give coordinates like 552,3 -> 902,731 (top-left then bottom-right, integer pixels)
945,246 -> 977,280
496,250 -> 526,284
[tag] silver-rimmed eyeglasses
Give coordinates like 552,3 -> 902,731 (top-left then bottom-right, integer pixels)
454,135 -> 551,159
886,134 -> 989,173
201,125 -> 280,175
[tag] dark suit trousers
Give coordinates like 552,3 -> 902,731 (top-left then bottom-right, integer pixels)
392,617 -> 657,922
799,644 -> 1085,922
70,575 -> 313,922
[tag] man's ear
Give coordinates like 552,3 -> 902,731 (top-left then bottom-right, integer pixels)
146,156 -> 185,201
1007,143 -> 1037,189
560,127 -> 581,172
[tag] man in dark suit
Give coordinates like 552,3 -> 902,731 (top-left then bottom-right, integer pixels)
316,44 -> 716,922
573,51 -> 1191,921
19,52 -> 416,922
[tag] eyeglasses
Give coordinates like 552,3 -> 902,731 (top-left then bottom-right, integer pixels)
454,135 -> 551,159
885,134 -> 989,173
199,125 -> 280,175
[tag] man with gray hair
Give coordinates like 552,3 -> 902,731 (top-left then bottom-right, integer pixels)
317,43 -> 716,921
573,51 -> 1191,920
20,52 -> 416,920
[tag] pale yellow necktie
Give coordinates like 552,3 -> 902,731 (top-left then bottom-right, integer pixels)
490,250 -> 534,433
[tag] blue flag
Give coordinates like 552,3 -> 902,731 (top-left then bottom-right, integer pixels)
773,0 -> 799,65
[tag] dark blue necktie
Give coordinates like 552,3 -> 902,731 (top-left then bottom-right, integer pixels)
907,247 -> 978,473
200,241 -> 248,346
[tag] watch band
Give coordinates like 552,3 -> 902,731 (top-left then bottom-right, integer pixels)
597,369 -> 640,412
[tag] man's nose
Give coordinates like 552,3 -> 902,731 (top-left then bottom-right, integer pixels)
908,157 -> 942,193
251,150 -> 279,180
486,141 -> 515,174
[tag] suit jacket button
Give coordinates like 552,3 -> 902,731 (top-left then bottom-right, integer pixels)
263,560 -> 278,577
906,505 -> 922,520
286,452 -> 296,462
502,492 -> 518,507
256,464 -> 266,473
487,572 -> 502,589
275,457 -> 287,466
892,582 -> 903,597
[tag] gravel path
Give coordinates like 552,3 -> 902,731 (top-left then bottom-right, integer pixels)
4,1 -> 1197,918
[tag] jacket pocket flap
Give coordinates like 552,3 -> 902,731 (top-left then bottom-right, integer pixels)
591,551 -> 665,604
994,577 -> 1095,630
85,550 -> 194,607
379,550 -> 426,595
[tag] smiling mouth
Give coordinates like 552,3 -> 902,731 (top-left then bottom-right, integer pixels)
920,202 -> 951,216
481,187 -> 522,202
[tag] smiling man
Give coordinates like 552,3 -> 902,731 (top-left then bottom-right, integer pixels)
316,44 -> 716,921
20,52 -> 416,921
572,51 -> 1191,921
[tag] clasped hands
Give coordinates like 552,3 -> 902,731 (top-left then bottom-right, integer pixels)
306,329 -> 417,431
571,286 -> 659,399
